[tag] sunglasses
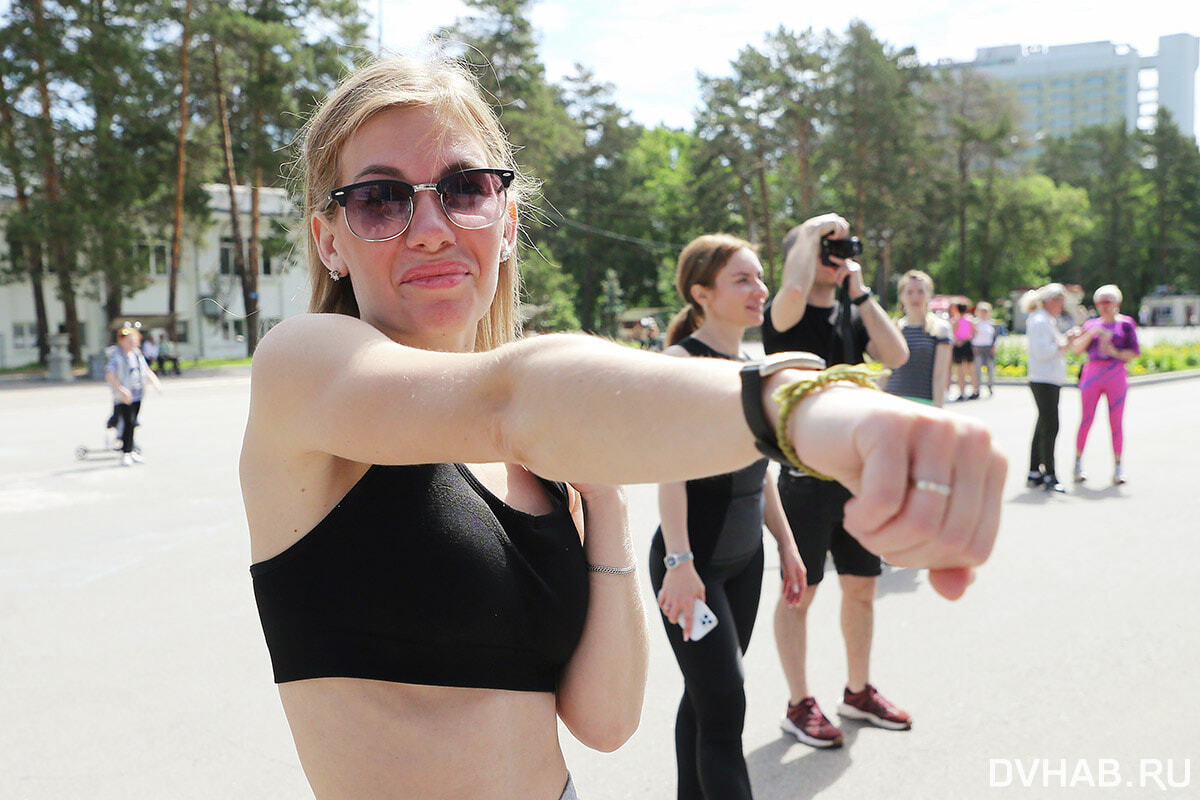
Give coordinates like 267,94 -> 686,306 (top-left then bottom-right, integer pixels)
328,168 -> 514,242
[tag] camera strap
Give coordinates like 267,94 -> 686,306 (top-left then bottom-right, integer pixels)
836,282 -> 857,365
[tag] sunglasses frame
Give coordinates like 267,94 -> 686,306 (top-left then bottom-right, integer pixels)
327,168 -> 515,242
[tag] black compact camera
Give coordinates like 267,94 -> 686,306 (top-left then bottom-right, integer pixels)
819,235 -> 863,266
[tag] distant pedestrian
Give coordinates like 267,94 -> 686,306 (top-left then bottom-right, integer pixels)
1071,285 -> 1139,485
157,334 -> 182,375
1022,284 -> 1080,493
950,303 -> 976,400
886,270 -> 951,407
141,335 -> 160,372
971,302 -> 999,398
105,325 -> 162,466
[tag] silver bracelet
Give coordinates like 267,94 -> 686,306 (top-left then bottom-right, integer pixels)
587,562 -> 636,575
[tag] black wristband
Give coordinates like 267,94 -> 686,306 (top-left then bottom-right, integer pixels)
740,362 -> 794,465
850,288 -> 873,306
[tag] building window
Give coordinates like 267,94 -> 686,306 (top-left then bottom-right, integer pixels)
135,242 -> 170,275
12,322 -> 37,349
219,238 -> 235,275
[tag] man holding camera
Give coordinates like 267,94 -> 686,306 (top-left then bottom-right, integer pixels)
763,213 -> 910,748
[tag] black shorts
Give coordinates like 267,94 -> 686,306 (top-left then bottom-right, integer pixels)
778,473 -> 881,585
952,341 -> 974,363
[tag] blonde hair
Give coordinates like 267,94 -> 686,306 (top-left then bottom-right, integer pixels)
1020,282 -> 1065,313
976,301 -> 992,314
666,234 -> 756,346
896,269 -> 940,337
297,53 -> 530,351
1093,284 -> 1122,304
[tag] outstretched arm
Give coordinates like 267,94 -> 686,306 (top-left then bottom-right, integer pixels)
247,313 -> 1005,598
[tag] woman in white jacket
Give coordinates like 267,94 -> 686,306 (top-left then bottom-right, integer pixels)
1022,284 -> 1080,492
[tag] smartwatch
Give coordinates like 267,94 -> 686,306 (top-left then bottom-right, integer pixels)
739,352 -> 826,464
663,551 -> 695,570
850,288 -> 873,306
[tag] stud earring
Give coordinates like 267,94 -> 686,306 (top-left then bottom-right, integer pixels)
500,244 -> 513,261
328,267 -> 341,281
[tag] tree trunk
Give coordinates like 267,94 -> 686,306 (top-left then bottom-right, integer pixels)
247,165 -> 262,354
243,44 -> 266,356
167,0 -> 193,343
796,120 -> 812,219
875,237 -> 892,310
0,74 -> 51,363
755,157 -> 775,289
957,141 -> 969,296
89,0 -> 124,330
32,0 -> 81,361
211,39 -> 249,344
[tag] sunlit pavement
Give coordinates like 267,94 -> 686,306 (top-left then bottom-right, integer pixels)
2,369 -> 1197,799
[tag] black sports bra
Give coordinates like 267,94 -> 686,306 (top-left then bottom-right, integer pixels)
250,463 -> 589,692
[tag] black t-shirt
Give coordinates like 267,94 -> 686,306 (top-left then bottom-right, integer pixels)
762,297 -> 869,365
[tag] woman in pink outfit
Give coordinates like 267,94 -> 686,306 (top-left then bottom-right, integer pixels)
1070,284 -> 1140,485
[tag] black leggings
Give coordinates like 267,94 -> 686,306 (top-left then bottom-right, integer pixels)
114,401 -> 141,453
1029,382 -> 1060,477
650,537 -> 764,800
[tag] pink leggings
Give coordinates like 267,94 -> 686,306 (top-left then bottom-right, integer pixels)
1076,360 -> 1127,456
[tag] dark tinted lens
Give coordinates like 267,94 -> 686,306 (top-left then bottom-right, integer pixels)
440,171 -> 505,229
345,182 -> 412,240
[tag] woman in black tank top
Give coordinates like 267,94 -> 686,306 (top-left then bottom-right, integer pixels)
650,235 -> 808,800
241,53 -> 1008,800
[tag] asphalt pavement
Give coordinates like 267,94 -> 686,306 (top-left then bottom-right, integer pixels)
1,370 -> 1197,799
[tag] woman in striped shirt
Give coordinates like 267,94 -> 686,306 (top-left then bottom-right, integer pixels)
885,270 -> 952,407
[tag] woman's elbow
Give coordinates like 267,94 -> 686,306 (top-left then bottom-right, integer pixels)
568,708 -> 641,752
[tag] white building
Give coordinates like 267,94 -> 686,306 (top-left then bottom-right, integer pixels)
0,184 -> 310,369
951,33 -> 1199,151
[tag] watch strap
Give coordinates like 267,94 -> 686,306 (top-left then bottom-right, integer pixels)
851,288 -> 873,306
740,362 -> 794,464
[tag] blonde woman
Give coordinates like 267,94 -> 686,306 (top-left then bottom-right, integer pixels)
1070,284 -> 1140,484
240,54 -> 1007,800
885,270 -> 952,407
1021,284 -> 1080,493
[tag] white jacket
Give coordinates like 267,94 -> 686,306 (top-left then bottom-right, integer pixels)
1026,309 -> 1065,385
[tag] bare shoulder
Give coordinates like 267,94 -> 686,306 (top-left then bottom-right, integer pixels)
662,344 -> 692,358
252,313 -> 386,381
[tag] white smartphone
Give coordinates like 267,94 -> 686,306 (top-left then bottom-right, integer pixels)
678,598 -> 718,642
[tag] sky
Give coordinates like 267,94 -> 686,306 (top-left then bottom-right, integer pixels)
375,0 -> 1199,133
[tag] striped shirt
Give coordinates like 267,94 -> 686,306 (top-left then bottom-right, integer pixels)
886,319 -> 950,402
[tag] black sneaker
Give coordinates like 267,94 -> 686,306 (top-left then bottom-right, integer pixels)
1026,471 -> 1044,488
1042,475 -> 1066,493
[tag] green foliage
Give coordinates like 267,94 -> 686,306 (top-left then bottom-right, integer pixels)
4,3 -> 1200,351
995,339 -> 1200,377
519,244 -> 580,333
597,267 -> 625,339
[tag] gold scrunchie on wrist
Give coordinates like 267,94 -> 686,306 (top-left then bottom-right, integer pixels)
772,363 -> 891,481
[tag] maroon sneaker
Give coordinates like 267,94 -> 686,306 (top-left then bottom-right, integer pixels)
781,697 -> 844,748
838,684 -> 912,730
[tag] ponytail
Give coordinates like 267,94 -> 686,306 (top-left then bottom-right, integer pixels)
666,305 -> 702,346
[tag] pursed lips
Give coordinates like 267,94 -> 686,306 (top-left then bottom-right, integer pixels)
398,261 -> 472,287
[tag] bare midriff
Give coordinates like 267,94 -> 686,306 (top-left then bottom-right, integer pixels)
279,678 -> 568,800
